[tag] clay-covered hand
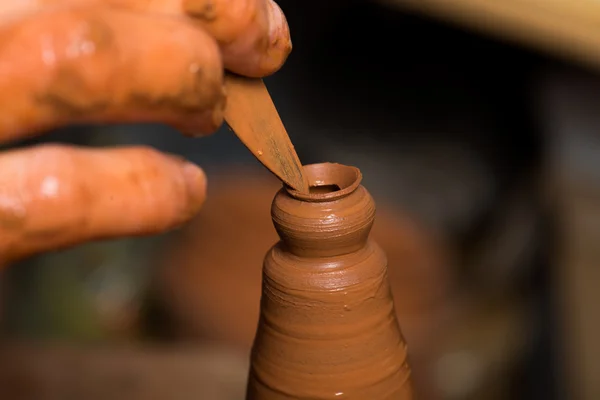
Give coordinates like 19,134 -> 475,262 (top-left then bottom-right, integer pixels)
0,0 -> 291,263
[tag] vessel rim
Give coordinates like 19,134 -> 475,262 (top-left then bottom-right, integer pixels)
286,162 -> 362,202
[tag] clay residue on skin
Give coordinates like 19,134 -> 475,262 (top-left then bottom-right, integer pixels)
183,0 -> 218,21
0,0 -> 291,77
247,163 -> 413,399
0,0 -> 290,141
36,14 -> 115,115
127,64 -> 224,115
40,66 -> 111,116
0,199 -> 27,230
0,6 -> 226,142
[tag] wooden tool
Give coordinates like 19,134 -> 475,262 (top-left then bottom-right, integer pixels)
223,73 -> 309,194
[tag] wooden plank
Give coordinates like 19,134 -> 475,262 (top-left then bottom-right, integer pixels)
539,78 -> 600,399
379,0 -> 600,70
555,181 -> 600,400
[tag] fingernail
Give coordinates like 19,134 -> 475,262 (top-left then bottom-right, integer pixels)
182,162 -> 208,214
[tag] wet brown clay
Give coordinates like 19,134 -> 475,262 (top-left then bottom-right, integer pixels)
246,163 -> 413,400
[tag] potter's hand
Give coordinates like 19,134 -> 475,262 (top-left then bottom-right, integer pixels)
0,0 -> 291,263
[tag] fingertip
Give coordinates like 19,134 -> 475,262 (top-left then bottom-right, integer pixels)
181,161 -> 208,218
263,0 -> 292,75
206,0 -> 291,77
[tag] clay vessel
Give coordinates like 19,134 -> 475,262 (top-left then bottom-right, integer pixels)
246,163 -> 413,399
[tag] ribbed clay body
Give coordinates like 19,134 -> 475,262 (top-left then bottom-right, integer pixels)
246,163 -> 413,400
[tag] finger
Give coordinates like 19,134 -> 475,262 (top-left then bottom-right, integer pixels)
109,0 -> 292,76
103,0 -> 292,77
182,0 -> 292,77
0,6 -> 226,144
0,0 -> 291,78
0,144 -> 207,264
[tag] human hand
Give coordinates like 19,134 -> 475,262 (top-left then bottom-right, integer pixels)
0,0 -> 291,263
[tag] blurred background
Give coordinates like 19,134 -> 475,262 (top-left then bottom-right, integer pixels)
2,0 -> 600,398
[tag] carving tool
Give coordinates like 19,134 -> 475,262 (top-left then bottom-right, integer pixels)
223,73 -> 309,194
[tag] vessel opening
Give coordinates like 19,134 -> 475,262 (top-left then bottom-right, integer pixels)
286,163 -> 362,202
309,184 -> 340,194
